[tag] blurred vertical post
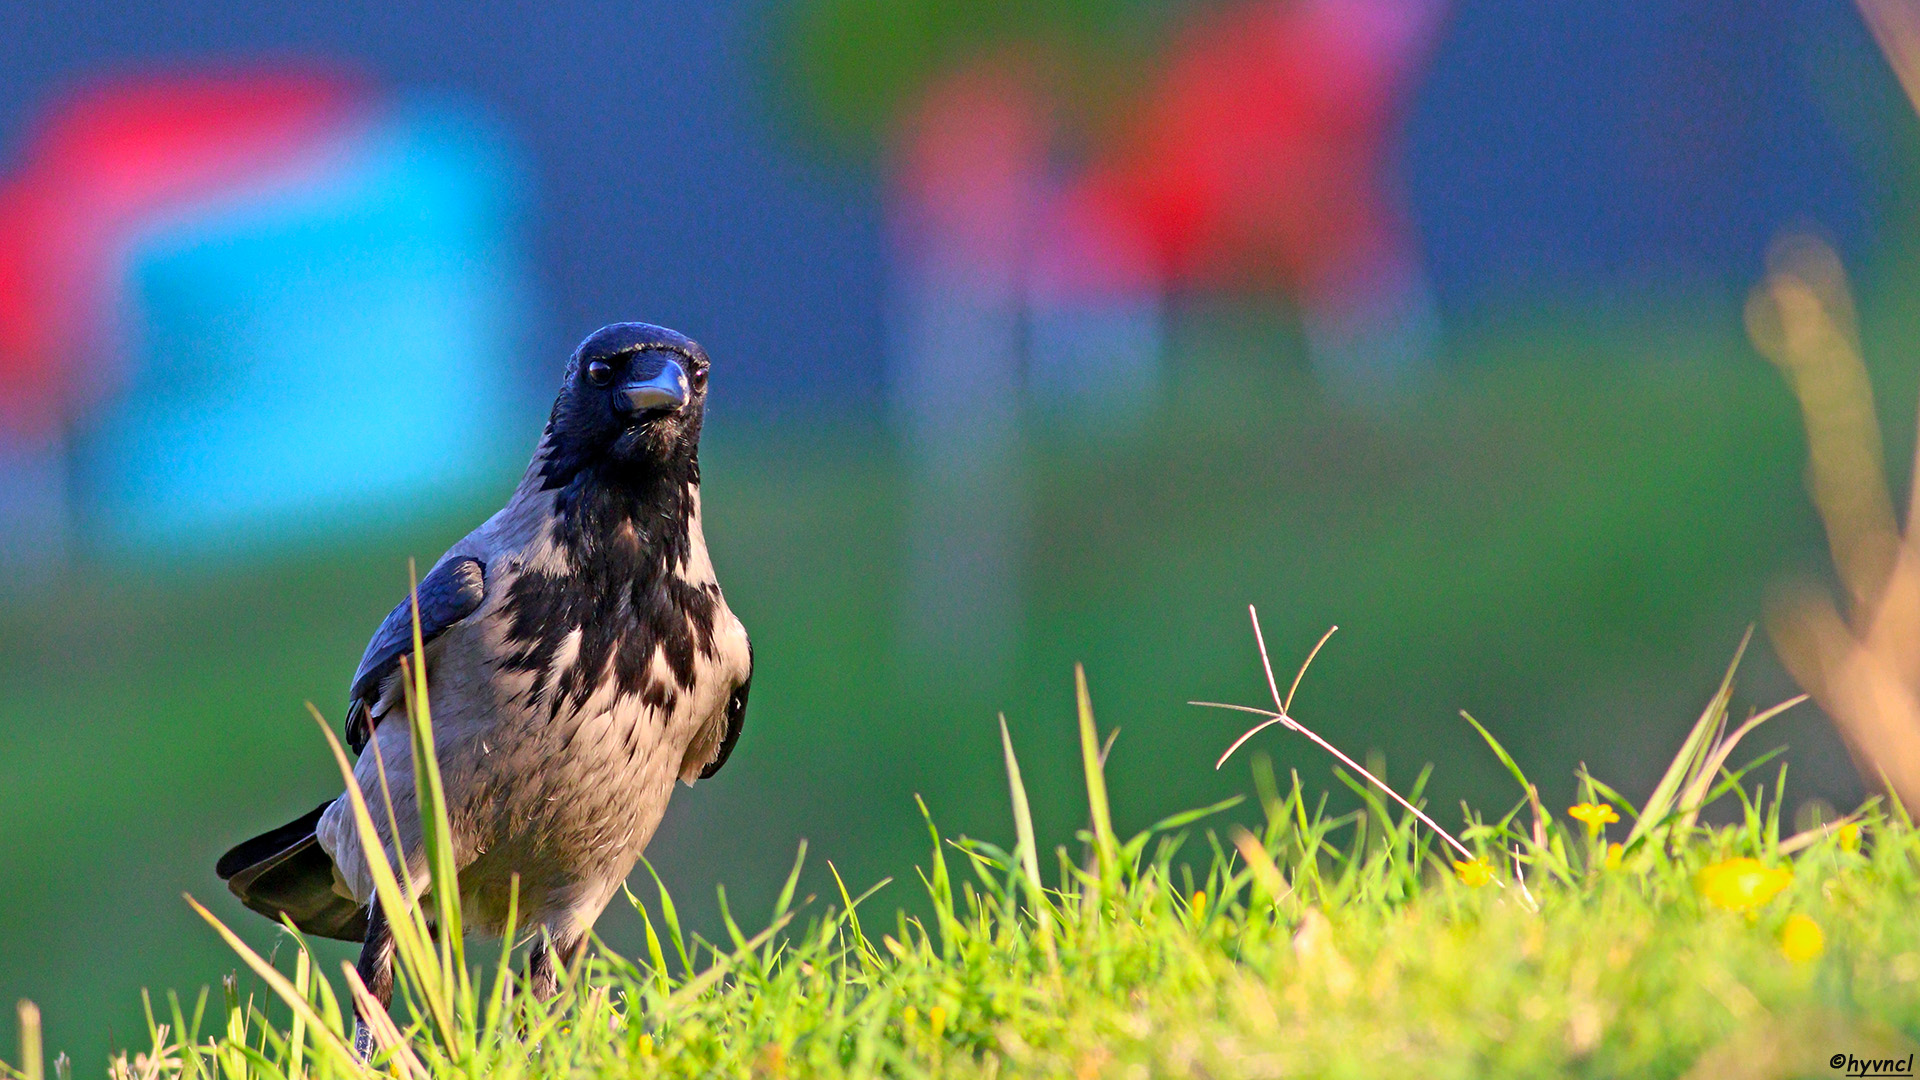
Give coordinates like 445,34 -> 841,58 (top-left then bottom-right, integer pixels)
0,433 -> 69,580
1025,182 -> 1165,426
888,58 -> 1043,673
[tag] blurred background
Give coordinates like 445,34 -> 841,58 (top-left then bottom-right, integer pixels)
0,0 -> 1912,1069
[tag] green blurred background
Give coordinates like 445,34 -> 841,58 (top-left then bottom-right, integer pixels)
2,0 -> 1916,1071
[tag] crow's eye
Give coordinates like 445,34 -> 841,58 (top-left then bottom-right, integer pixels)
586,360 -> 614,387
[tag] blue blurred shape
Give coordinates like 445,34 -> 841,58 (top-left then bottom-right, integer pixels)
73,98 -> 533,556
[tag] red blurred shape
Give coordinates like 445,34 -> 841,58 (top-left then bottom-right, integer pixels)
1081,0 -> 1444,300
0,67 -> 365,438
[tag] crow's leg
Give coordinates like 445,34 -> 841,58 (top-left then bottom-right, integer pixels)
352,904 -> 394,1060
527,926 -> 587,1002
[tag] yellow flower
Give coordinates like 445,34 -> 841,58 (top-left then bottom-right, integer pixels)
1454,858 -> 1493,887
1696,858 -> 1792,913
1780,913 -> 1825,963
928,1004 -> 948,1040
1839,822 -> 1862,853
1604,842 -> 1624,871
1190,889 -> 1208,923
1568,803 -> 1620,832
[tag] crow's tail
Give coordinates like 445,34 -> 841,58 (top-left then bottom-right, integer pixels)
216,801 -> 369,942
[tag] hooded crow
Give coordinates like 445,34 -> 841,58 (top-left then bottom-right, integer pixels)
216,323 -> 752,1047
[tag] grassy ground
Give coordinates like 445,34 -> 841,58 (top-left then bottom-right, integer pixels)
2,296 -> 1906,1073
14,640 -> 1917,1080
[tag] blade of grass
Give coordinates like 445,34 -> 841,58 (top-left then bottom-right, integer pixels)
998,715 -> 1055,951
637,856 -> 693,975
1675,694 -> 1808,832
182,896 -> 361,1077
1459,711 -> 1536,802
627,885 -> 675,997
1075,664 -> 1120,888
480,875 -> 520,1045
288,943 -> 309,1080
661,914 -> 795,1012
402,561 -> 466,1016
1629,628 -> 1752,847
15,1001 -> 40,1080
340,965 -> 425,1080
1780,809 -> 1864,854
1231,828 -> 1293,908
771,840 -> 809,927
914,795 -> 960,959
307,706 -> 451,1045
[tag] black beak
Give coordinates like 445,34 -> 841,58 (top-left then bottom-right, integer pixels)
616,358 -> 689,417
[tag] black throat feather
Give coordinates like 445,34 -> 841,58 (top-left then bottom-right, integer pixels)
498,431 -> 719,721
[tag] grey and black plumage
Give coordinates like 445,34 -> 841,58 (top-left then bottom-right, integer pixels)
217,322 -> 752,1019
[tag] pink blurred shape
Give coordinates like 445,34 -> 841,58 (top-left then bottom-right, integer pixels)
888,53 -> 1051,279
0,67 -> 365,438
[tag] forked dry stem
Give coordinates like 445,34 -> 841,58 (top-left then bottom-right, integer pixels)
1199,606 -> 1478,866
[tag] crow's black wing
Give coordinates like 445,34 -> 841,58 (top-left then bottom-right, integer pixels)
698,642 -> 752,779
345,557 -> 486,752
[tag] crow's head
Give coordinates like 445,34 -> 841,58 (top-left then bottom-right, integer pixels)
544,323 -> 709,480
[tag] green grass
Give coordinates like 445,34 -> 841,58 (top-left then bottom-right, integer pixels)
16,627 -> 1920,1080
5,296 -> 1909,1074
